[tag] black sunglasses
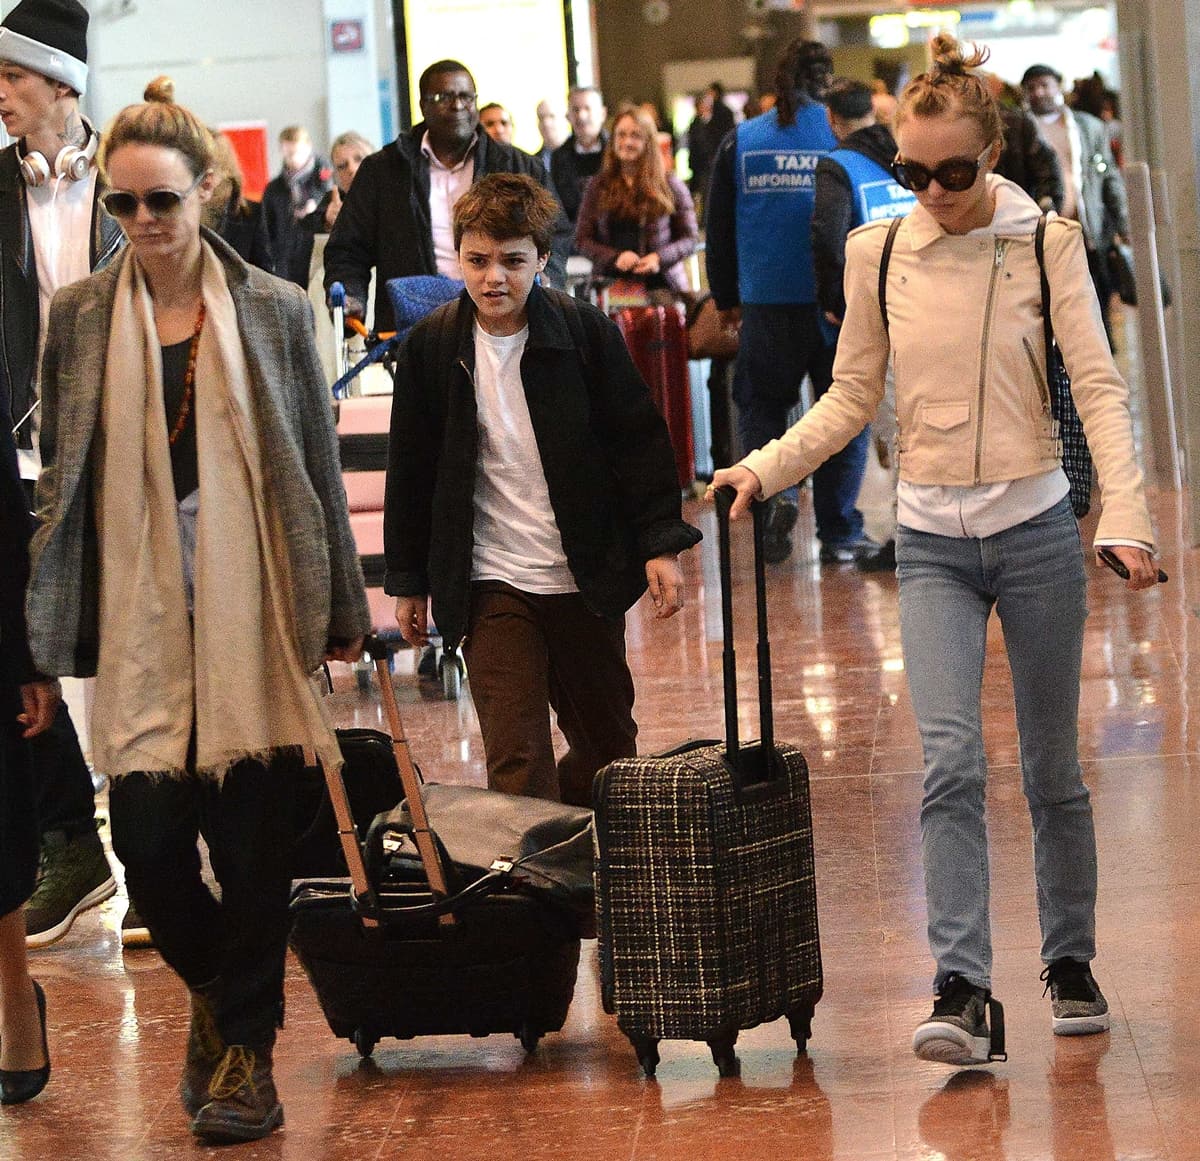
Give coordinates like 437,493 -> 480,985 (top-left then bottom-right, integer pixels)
891,145 -> 992,193
101,172 -> 205,219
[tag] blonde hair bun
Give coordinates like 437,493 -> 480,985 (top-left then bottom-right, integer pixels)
144,75 -> 176,104
928,34 -> 990,78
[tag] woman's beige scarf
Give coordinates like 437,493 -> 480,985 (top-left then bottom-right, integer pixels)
91,240 -> 342,781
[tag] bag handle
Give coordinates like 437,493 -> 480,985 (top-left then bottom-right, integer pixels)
317,636 -> 456,929
1034,214 -> 1057,398
713,486 -> 774,788
877,216 -> 903,333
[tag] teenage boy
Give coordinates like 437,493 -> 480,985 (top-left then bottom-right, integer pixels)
384,173 -> 701,806
0,0 -> 122,947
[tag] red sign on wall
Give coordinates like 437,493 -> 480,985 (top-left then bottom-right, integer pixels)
330,19 -> 364,53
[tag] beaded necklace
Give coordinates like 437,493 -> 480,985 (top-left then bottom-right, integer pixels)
167,301 -> 207,446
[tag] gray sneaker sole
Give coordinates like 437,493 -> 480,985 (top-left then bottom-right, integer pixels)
26,875 -> 118,949
1052,1010 -> 1110,1036
912,1020 -> 991,1065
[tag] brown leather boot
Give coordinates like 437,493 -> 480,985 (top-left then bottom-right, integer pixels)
179,987 -> 224,1117
190,1044 -> 283,1143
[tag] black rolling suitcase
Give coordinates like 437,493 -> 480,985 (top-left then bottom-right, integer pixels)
593,488 -> 822,1077
288,639 -> 583,1059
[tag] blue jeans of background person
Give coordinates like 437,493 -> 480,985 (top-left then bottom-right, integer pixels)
732,302 -> 868,546
896,497 -> 1093,992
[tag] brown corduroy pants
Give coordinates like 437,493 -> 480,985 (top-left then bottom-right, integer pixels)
462,581 -> 638,806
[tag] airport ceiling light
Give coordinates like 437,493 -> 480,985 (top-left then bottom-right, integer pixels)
870,9 -> 961,49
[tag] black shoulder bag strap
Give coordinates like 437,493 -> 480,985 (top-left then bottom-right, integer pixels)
1034,214 -> 1055,380
876,216 -> 904,333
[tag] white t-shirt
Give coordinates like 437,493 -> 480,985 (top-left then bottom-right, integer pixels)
470,322 -> 578,594
20,168 -> 97,478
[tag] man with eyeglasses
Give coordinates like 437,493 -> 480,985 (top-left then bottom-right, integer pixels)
0,0 -> 122,950
325,58 -> 569,333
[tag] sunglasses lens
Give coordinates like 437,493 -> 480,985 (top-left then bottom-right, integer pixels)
891,162 -> 929,192
144,190 -> 184,215
936,163 -> 977,192
102,192 -> 138,218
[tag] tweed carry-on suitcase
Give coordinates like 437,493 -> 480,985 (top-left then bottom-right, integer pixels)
593,488 -> 822,1077
288,638 -> 581,1059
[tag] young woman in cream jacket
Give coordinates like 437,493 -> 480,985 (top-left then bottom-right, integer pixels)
712,36 -> 1160,1067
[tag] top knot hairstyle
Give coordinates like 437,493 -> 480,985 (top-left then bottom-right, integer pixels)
100,75 -> 215,180
896,34 -> 1004,148
773,39 -> 834,128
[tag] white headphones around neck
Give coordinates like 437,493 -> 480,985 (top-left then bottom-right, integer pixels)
20,129 -> 99,187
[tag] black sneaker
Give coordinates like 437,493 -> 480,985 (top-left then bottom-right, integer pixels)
762,497 -> 799,565
912,973 -> 1007,1065
25,830 -> 117,948
1040,957 -> 1110,1036
819,534 -> 882,565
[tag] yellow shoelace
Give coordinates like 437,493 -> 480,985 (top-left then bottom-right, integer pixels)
207,1045 -> 256,1100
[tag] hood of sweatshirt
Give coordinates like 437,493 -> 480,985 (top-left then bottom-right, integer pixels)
838,122 -> 899,171
907,173 -> 1043,251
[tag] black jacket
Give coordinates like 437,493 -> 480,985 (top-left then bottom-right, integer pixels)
262,156 -> 331,286
811,122 -> 899,320
550,132 -> 608,225
0,423 -> 35,686
383,285 -> 701,648
214,191 -> 274,274
0,145 -> 124,449
324,125 -> 570,332
996,107 -> 1065,213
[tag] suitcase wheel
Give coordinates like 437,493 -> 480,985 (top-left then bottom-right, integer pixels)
627,1033 -> 660,1078
707,1030 -> 740,1079
353,1027 -> 379,1058
787,1003 -> 814,1055
517,1024 -> 542,1054
439,652 -> 464,700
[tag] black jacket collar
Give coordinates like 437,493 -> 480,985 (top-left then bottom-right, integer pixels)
452,282 -> 580,367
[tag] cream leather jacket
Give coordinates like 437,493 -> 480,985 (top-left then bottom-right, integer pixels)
742,176 -> 1153,547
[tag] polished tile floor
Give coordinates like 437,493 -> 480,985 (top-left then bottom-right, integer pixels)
8,479 -> 1199,1161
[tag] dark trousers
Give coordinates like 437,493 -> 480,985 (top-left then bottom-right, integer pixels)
462,582 -> 638,807
1086,245 -> 1115,350
0,682 -> 38,916
19,480 -> 98,841
109,750 -> 301,1047
733,302 -> 869,546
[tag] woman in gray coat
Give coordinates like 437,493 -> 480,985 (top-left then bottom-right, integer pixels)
26,93 -> 368,1143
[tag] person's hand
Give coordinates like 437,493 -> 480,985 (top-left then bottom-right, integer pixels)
395,596 -> 430,647
342,293 -> 366,322
718,306 -> 742,332
705,466 -> 763,520
823,310 -> 842,327
18,679 -> 60,739
633,252 -> 661,275
1097,546 -> 1160,591
875,434 -> 892,470
324,187 -> 342,230
324,636 -> 364,664
645,555 -> 684,619
614,250 -> 640,273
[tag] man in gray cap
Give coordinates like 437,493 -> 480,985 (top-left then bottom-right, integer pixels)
0,0 -> 124,949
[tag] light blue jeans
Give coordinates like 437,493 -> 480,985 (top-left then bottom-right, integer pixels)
896,496 -> 1094,992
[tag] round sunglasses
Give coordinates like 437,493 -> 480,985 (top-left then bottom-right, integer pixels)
890,144 -> 993,193
101,171 -> 205,219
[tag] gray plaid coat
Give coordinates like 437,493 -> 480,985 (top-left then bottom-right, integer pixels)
26,229 -> 369,678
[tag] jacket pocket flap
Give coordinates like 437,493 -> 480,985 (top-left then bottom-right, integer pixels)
920,401 -> 971,431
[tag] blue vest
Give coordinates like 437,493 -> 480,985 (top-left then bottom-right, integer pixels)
826,147 -> 916,227
734,105 -> 836,304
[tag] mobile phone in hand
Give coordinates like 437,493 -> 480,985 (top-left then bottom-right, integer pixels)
1097,546 -> 1168,584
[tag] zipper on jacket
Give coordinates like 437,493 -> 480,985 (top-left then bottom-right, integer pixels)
975,239 -> 1008,484
1021,335 -> 1052,414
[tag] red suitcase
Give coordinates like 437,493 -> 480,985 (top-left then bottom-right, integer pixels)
614,305 -> 695,489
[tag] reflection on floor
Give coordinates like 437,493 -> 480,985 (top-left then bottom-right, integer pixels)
7,476 -> 1198,1161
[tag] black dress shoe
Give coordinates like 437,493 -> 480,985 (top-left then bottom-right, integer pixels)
856,539 -> 897,573
762,498 -> 799,565
0,980 -> 50,1105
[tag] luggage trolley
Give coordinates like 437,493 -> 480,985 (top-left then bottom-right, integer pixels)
328,279 -> 467,699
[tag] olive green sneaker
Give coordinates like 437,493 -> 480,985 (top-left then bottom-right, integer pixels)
25,830 -> 117,948
1041,957 -> 1110,1036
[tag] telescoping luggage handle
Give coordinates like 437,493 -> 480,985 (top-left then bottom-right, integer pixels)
320,636 -> 456,929
713,486 -> 777,789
